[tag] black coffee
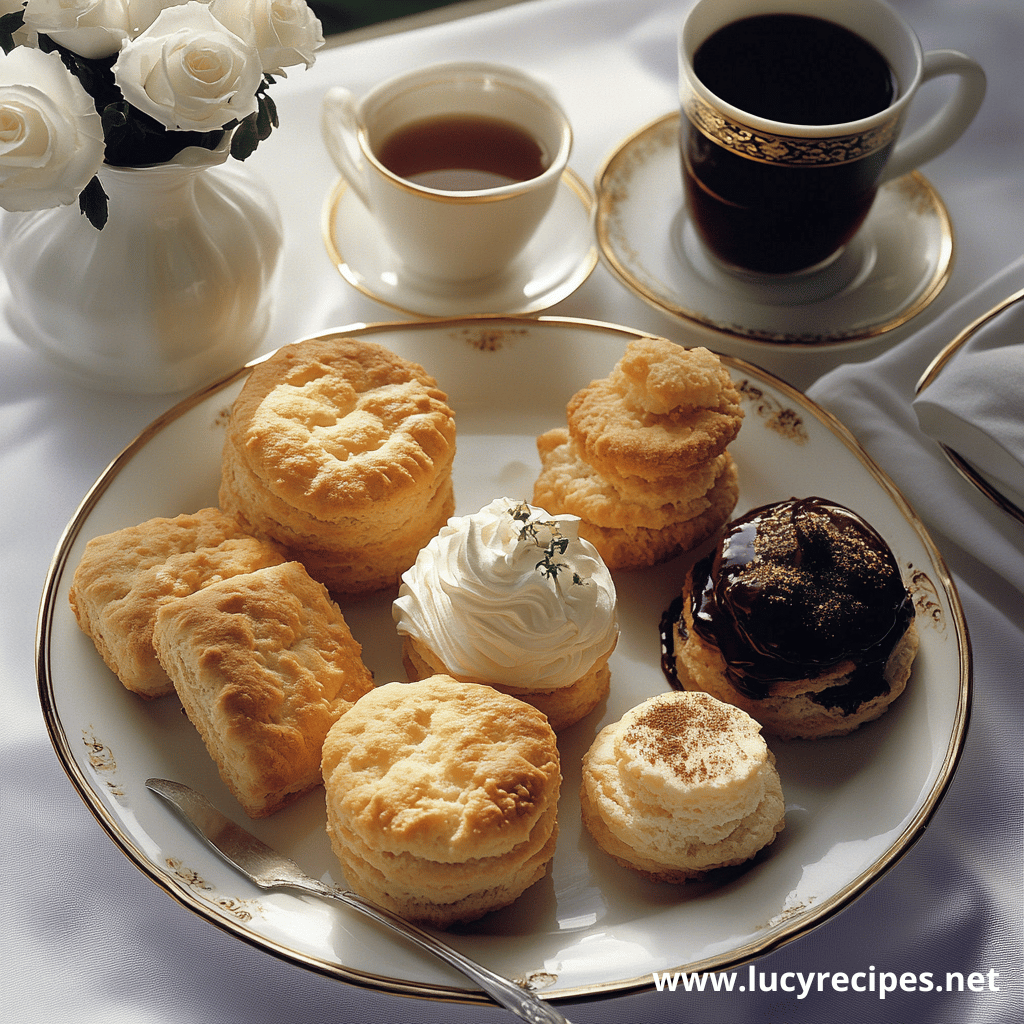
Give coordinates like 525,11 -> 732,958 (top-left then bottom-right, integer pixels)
377,114 -> 547,191
693,14 -> 896,125
685,14 -> 897,274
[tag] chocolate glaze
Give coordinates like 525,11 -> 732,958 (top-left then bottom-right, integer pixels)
663,498 -> 914,714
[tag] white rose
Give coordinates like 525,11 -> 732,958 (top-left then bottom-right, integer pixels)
0,47 -> 105,212
210,0 -> 323,76
22,0 -> 132,59
113,1 -> 261,132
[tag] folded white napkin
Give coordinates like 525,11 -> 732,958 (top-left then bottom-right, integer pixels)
913,285 -> 1024,511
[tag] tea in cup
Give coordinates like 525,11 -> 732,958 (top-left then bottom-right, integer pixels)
679,0 -> 986,276
321,62 -> 572,286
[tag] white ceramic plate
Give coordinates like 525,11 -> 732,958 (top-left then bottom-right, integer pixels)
38,317 -> 970,1006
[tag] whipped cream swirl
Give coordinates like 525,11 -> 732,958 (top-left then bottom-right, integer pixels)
393,498 -> 618,690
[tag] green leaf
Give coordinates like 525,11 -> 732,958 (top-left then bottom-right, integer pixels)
0,10 -> 24,54
79,175 -> 109,230
230,114 -> 259,161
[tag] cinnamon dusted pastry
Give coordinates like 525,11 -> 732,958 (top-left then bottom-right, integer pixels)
581,690 -> 785,882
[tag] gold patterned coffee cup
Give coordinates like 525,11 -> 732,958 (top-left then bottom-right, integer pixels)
679,0 -> 986,276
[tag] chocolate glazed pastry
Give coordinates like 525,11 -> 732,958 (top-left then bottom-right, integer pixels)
662,497 -> 919,740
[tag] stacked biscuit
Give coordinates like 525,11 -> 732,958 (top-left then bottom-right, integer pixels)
219,336 -> 457,597
580,690 -> 785,882
68,507 -> 287,699
534,337 -> 742,569
154,560 -> 374,818
322,677 -> 561,928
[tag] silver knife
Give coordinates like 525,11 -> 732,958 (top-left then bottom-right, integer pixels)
146,779 -> 572,1024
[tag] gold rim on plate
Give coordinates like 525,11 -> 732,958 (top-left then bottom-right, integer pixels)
37,316 -> 971,1005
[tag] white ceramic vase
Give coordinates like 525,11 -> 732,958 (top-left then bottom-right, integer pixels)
1,144 -> 283,395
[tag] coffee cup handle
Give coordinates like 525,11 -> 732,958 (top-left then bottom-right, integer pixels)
321,86 -> 372,207
881,50 -> 987,183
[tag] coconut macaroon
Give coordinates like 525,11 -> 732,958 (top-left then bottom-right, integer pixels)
393,498 -> 619,732
152,560 -> 374,818
69,507 -> 287,699
668,497 -> 919,740
534,337 -> 743,569
321,677 -> 561,928
218,336 -> 456,597
580,691 -> 785,883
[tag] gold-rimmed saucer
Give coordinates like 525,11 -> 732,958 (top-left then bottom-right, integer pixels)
916,287 -> 1024,526
321,168 -> 597,318
595,113 -> 954,347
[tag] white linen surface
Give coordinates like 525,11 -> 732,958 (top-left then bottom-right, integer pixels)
2,1 -> 1022,1022
912,271 -> 1024,512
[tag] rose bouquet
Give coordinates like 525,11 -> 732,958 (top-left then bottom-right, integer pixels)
0,0 -> 323,228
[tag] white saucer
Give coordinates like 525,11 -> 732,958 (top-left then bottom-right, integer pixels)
595,113 -> 955,347
321,168 -> 597,317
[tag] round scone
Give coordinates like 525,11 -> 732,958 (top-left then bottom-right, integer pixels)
535,428 -> 739,570
566,338 -> 743,481
533,338 -> 743,569
392,498 -> 619,731
321,677 -> 561,928
667,497 -> 919,740
219,336 -> 456,596
581,690 -> 785,882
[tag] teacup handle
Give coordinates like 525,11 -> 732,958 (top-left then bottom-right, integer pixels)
881,50 -> 987,183
321,86 -> 372,207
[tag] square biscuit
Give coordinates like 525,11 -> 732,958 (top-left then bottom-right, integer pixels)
153,561 -> 374,818
69,508 -> 287,699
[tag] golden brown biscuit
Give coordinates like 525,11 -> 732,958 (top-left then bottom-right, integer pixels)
533,339 -> 742,570
566,339 -> 743,480
218,336 -> 456,596
535,435 -> 739,570
68,508 -> 286,699
666,497 -> 919,740
321,676 -> 560,927
401,633 -> 611,733
153,561 -> 374,818
581,691 -> 785,883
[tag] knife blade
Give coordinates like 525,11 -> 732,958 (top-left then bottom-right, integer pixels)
146,779 -> 572,1024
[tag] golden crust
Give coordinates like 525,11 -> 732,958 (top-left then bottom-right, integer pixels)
533,339 -> 742,570
534,427 -> 731,530
322,677 -> 560,927
218,336 -> 456,596
68,508 -> 286,699
152,561 -> 374,818
536,451 -> 739,570
566,340 -> 743,480
401,634 -> 611,733
226,337 -> 456,514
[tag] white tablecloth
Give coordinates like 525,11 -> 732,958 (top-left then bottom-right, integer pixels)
3,1 -> 1021,1021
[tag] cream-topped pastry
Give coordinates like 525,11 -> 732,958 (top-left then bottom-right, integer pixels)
393,498 -> 618,730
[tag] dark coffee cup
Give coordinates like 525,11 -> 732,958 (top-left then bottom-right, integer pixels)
679,0 -> 986,276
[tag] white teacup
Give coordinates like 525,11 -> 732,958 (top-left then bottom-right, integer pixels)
321,62 -> 572,287
679,0 -> 987,276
